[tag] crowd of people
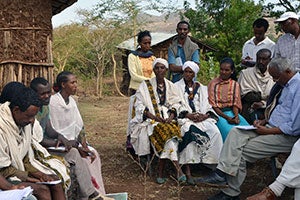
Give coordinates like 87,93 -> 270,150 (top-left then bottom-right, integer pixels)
0,72 -> 113,199
127,11 -> 300,200
0,10 -> 300,200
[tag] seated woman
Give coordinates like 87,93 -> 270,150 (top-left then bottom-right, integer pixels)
175,61 -> 223,183
208,57 -> 249,141
129,58 -> 185,184
49,71 -> 106,195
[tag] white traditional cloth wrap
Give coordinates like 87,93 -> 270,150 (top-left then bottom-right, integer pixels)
0,102 -> 68,185
152,58 -> 169,69
129,77 -> 182,159
30,119 -> 71,189
0,102 -> 32,171
182,61 -> 199,74
175,79 -> 223,164
49,92 -> 106,194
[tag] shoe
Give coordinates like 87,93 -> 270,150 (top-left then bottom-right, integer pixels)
177,174 -> 187,182
208,191 -> 240,200
246,187 -> 278,200
156,177 -> 167,184
187,177 -> 196,186
195,172 -> 228,187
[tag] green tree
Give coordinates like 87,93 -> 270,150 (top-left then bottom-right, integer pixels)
184,0 -> 263,68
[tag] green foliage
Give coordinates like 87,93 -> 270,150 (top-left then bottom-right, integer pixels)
197,52 -> 219,85
185,0 -> 263,71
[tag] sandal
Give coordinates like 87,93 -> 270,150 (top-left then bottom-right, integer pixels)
177,174 -> 187,183
187,177 -> 196,186
156,177 -> 167,184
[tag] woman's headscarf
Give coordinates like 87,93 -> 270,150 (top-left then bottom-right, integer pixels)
182,61 -> 199,74
152,58 -> 169,69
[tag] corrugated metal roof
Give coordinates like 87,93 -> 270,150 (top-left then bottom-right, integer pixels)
117,32 -> 177,51
51,0 -> 78,16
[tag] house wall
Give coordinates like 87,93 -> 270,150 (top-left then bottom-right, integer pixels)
0,0 -> 54,90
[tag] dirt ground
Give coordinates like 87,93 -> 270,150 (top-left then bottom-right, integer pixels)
78,96 -> 294,200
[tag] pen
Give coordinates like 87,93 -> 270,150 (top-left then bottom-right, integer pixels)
255,113 -> 258,121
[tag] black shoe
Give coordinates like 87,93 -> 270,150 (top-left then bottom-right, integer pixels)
195,172 -> 228,187
208,192 -> 240,200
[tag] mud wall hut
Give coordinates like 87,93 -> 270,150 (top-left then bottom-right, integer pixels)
0,0 -> 77,91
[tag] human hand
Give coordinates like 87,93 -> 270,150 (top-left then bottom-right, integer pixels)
253,119 -> 266,127
194,113 -> 209,122
227,116 -> 239,124
251,102 -> 264,110
10,184 -> 25,190
255,125 -> 269,135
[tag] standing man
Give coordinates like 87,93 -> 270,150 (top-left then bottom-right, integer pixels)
238,49 -> 275,124
168,20 -> 200,82
274,11 -> 300,71
241,18 -> 275,67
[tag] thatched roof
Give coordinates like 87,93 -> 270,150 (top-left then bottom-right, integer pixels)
52,0 -> 78,16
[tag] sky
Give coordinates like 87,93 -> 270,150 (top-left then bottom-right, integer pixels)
51,0 -> 282,28
51,0 -> 190,27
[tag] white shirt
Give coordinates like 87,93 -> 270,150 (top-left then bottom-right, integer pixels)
242,36 -> 275,61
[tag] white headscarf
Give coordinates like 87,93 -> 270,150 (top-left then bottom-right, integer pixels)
182,61 -> 199,74
152,58 -> 169,69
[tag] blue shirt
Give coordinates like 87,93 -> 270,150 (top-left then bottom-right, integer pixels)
269,73 -> 300,135
168,46 -> 199,83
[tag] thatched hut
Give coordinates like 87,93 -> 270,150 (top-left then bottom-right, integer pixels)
0,0 -> 77,91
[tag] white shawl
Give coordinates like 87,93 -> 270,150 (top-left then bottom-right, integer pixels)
49,92 -> 83,140
129,77 -> 182,156
29,120 -> 71,189
0,102 -> 31,171
238,66 -> 275,102
175,78 -> 217,131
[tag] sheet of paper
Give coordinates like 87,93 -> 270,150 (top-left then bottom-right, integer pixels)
36,180 -> 62,185
0,186 -> 33,200
175,57 -> 183,66
235,125 -> 257,130
47,146 -> 66,151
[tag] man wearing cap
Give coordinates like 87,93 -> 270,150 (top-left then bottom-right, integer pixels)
274,11 -> 300,71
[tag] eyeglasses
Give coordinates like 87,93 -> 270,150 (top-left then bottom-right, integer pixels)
272,74 -> 282,82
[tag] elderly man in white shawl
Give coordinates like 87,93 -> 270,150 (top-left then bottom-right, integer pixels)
175,61 -> 223,185
130,58 -> 188,184
238,48 -> 274,124
0,87 -> 66,200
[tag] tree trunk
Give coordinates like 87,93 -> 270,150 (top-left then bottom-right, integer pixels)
112,53 -> 126,97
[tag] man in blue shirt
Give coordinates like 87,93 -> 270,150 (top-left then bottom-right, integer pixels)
197,57 -> 300,200
168,21 -> 200,82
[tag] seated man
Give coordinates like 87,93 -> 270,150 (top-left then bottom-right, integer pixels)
247,138 -> 300,200
30,77 -> 107,200
0,87 -> 66,200
238,49 -> 275,124
197,57 -> 300,200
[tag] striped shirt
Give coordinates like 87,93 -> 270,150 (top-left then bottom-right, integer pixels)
274,33 -> 300,71
208,77 -> 242,110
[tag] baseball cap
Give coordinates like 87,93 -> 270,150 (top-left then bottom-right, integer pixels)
275,11 -> 299,23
